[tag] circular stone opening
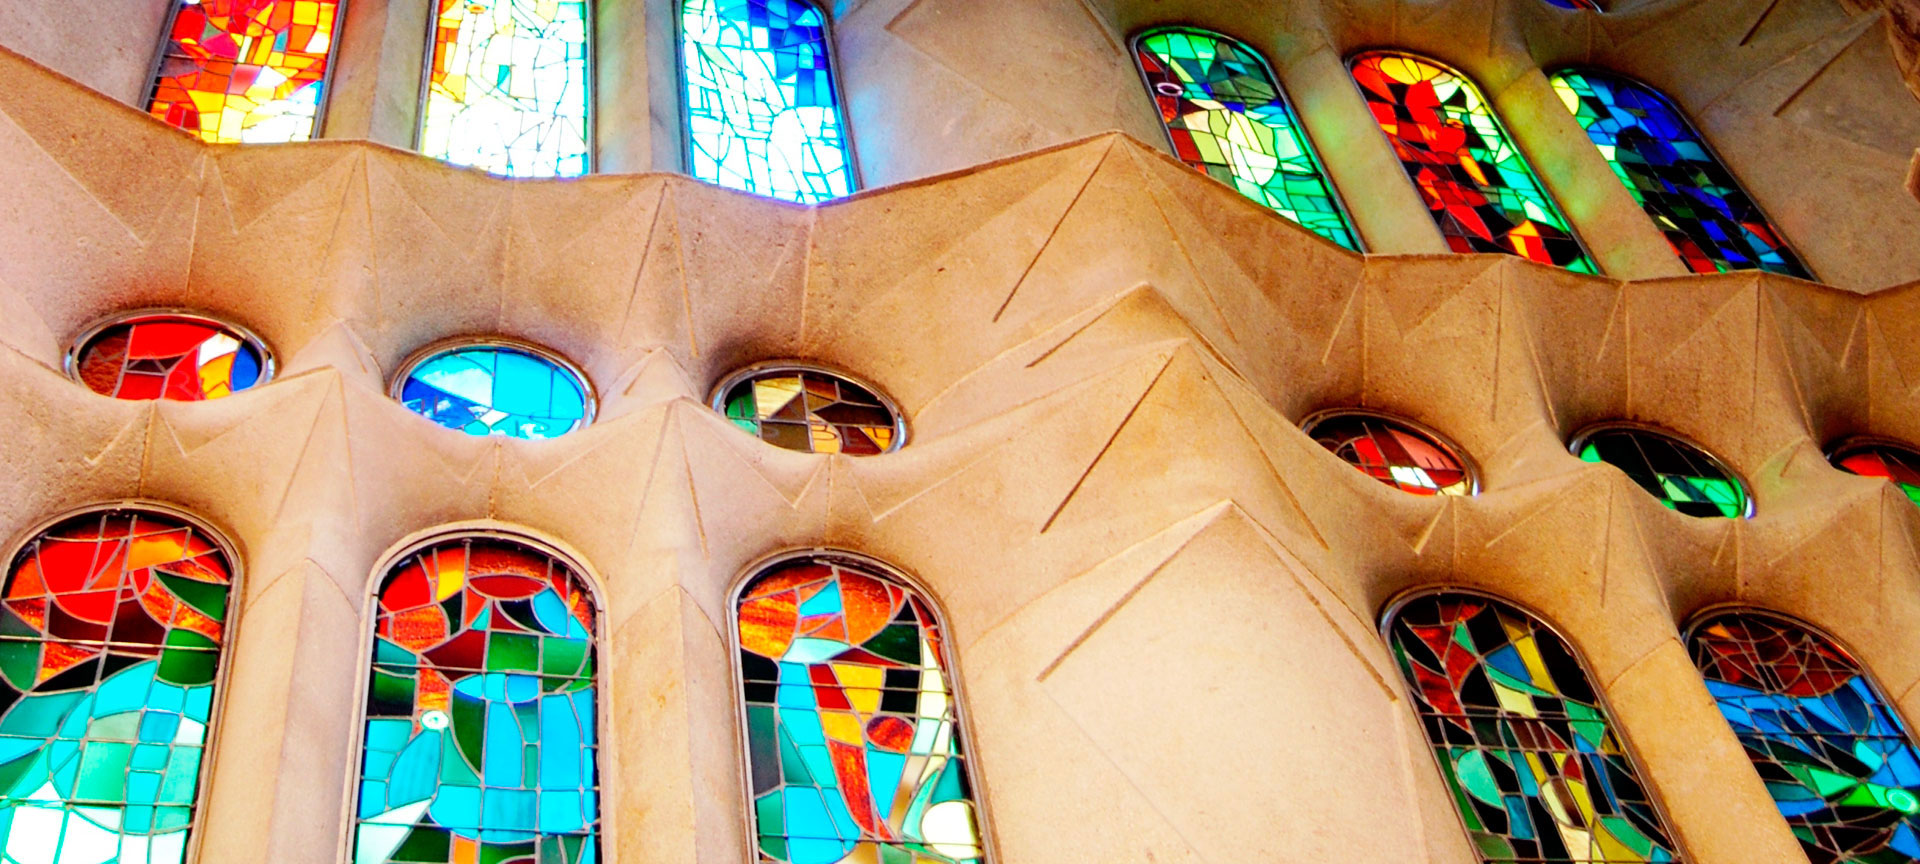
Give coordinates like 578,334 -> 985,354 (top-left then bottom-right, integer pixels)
1828,438 -> 1920,507
711,363 -> 905,455
67,310 -> 271,402
1302,410 -> 1476,496
391,339 -> 594,440
1571,423 -> 1750,518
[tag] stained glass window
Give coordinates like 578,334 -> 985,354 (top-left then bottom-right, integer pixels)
1132,28 -> 1361,251
1829,439 -> 1920,507
353,534 -> 599,864
1687,609 -> 1920,862
714,365 -> 903,455
1385,591 -> 1682,863
1304,410 -> 1477,496
420,0 -> 591,178
1572,424 -> 1750,518
0,506 -> 236,864
1349,52 -> 1596,273
1550,70 -> 1809,279
146,0 -> 344,143
680,0 -> 855,204
735,553 -> 986,863
67,311 -> 271,403
1541,0 -> 1602,9
393,340 -> 594,440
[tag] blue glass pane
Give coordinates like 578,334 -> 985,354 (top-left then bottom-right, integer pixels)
681,0 -> 855,203
398,344 -> 591,440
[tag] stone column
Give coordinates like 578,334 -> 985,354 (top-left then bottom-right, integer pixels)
1280,44 -> 1450,255
1489,69 -> 1687,280
323,0 -> 433,150
596,0 -> 686,174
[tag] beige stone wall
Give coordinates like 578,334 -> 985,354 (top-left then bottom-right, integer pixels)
4,29 -> 1920,862
1,0 -> 1914,288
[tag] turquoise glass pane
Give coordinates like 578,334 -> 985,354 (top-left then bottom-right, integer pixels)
681,0 -> 855,203
398,344 -> 591,440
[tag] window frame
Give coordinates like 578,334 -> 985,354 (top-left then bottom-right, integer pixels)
1546,65 -> 1815,281
1568,420 -> 1755,519
142,0 -> 352,142
412,0 -> 599,175
707,359 -> 909,454
0,499 -> 247,864
672,0 -> 864,199
63,307 -> 278,397
1128,25 -> 1365,252
1344,48 -> 1599,272
338,523 -> 613,864
724,547 -> 997,864
1378,584 -> 1694,864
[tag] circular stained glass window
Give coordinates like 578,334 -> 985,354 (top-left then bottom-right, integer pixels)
1571,423 -> 1751,518
391,339 -> 594,440
67,310 -> 271,402
1829,438 -> 1920,507
1303,410 -> 1477,496
712,363 -> 905,455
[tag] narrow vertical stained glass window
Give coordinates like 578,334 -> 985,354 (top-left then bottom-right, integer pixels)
735,553 -> 986,863
1132,28 -> 1361,250
353,534 -> 600,864
0,506 -> 237,864
146,0 -> 344,143
1385,591 -> 1683,863
680,0 -> 855,204
1688,610 -> 1920,862
1551,71 -> 1810,279
1349,52 -> 1596,273
420,0 -> 592,177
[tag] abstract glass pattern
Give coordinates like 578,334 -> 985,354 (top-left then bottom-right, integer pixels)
1831,441 -> 1920,508
718,367 -> 901,455
1306,412 -> 1475,496
420,0 -> 591,178
1350,52 -> 1596,273
1386,592 -> 1681,863
0,508 -> 235,864
147,0 -> 343,143
1541,0 -> 1602,9
70,313 -> 270,402
354,536 -> 599,864
1574,426 -> 1749,518
736,555 -> 985,864
1688,610 -> 1920,863
1551,71 -> 1809,279
681,0 -> 855,204
395,343 -> 592,440
1133,28 -> 1360,250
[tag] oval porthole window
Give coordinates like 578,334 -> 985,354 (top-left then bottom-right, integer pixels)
711,363 -> 905,455
1829,438 -> 1920,507
67,310 -> 272,402
391,338 -> 594,440
1302,410 -> 1477,496
1571,423 -> 1751,518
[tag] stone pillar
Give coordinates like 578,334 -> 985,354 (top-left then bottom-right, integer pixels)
596,0 -> 686,174
0,0 -> 172,107
1489,69 -> 1687,280
1281,45 -> 1449,255
323,0 -> 433,150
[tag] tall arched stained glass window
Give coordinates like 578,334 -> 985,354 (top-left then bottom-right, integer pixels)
0,505 -> 238,864
1687,609 -> 1920,862
734,552 -> 987,863
680,0 -> 856,204
1384,590 -> 1683,863
353,533 -> 600,864
1550,70 -> 1810,279
1349,52 -> 1596,273
419,0 -> 592,177
1132,28 -> 1361,250
146,0 -> 345,142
